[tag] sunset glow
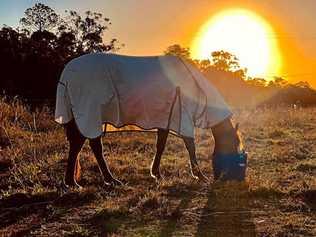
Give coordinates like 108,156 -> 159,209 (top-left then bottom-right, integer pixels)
191,9 -> 282,78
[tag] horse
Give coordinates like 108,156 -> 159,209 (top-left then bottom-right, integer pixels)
55,53 -> 246,188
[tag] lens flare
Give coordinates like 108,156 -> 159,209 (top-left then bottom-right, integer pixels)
191,8 -> 282,78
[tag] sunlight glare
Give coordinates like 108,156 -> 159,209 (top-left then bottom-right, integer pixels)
191,9 -> 282,78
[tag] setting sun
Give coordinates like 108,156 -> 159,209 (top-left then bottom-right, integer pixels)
191,9 -> 282,78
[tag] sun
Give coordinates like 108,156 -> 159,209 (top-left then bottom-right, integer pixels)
191,8 -> 282,78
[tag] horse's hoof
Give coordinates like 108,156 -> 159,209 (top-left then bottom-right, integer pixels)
151,173 -> 163,182
60,182 -> 70,194
150,168 -> 162,180
191,172 -> 209,183
64,178 -> 82,187
191,165 -> 209,183
104,178 -> 123,186
113,179 -> 124,186
62,180 -> 83,192
152,175 -> 164,183
74,183 -> 83,190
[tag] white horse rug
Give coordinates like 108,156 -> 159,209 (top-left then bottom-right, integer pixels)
55,53 -> 232,138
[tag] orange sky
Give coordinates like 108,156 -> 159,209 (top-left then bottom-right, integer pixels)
108,0 -> 316,87
1,0 -> 316,87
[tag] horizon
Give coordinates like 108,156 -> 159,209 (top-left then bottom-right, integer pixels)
1,0 -> 316,87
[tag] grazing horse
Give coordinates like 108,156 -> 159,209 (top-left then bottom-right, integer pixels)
55,53 -> 246,188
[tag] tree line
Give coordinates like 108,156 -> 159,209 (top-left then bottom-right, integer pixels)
0,3 -> 121,104
1,3 -> 315,107
164,44 -> 316,107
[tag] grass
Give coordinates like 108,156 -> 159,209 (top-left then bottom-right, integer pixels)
0,98 -> 315,236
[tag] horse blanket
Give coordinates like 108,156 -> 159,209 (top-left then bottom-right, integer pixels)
55,53 -> 232,138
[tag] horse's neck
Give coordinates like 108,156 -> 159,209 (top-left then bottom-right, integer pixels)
211,118 -> 240,155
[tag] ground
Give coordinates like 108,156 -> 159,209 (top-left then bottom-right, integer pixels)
0,99 -> 315,236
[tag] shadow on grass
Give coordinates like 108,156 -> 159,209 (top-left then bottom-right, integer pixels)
158,195 -> 193,236
87,207 -> 130,236
0,190 -> 97,235
156,182 -> 256,237
0,192 -> 57,233
195,182 -> 256,237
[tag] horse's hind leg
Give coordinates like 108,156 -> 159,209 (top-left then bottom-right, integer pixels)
150,128 -> 169,180
89,137 -> 122,186
65,120 -> 86,188
182,136 -> 209,182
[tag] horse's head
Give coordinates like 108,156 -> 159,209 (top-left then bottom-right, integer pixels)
211,118 -> 247,181
212,118 -> 244,155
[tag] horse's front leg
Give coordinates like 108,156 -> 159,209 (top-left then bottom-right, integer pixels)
150,128 -> 169,180
89,136 -> 122,186
182,136 -> 209,182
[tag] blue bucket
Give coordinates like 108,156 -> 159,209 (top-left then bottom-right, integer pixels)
213,151 -> 247,181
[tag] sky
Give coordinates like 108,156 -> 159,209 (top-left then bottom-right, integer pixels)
1,0 -> 316,87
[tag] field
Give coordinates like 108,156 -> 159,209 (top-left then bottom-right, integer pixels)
0,99 -> 315,236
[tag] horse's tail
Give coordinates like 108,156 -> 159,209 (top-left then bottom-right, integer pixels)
74,157 -> 81,181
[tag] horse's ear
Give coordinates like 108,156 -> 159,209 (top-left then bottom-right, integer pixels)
235,123 -> 239,132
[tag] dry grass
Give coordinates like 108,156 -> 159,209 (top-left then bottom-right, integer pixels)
0,98 -> 315,236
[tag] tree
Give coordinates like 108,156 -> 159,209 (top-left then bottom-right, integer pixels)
247,77 -> 267,87
59,10 -> 120,53
210,50 -> 247,79
268,77 -> 288,88
56,31 -> 77,60
164,44 -> 191,60
233,68 -> 247,80
293,81 -> 311,89
195,59 -> 212,71
0,3 -> 123,104
20,3 -> 60,33
30,30 -> 57,49
211,50 -> 240,72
